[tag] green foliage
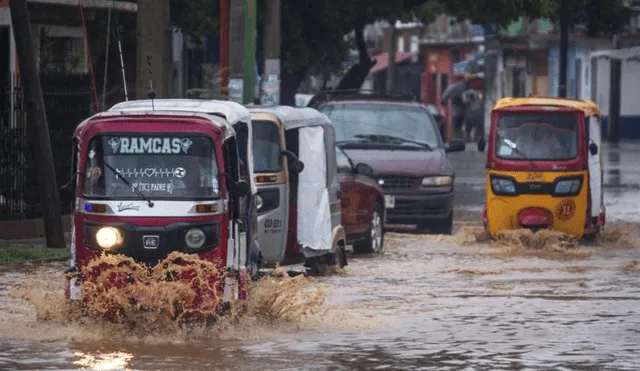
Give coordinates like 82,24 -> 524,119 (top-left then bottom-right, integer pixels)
279,0 -> 353,74
415,0 -> 555,27
574,0 -> 631,36
170,0 -> 220,42
424,0 -> 630,36
0,245 -> 70,263
168,0 -> 630,96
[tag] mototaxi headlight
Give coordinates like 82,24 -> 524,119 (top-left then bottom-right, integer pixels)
256,194 -> 264,210
95,227 -> 123,249
421,176 -> 453,186
185,228 -> 206,249
490,177 -> 516,195
554,178 -> 581,195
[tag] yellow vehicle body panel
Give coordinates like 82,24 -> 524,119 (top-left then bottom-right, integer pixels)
250,112 -> 289,185
492,97 -> 601,117
485,169 -> 589,238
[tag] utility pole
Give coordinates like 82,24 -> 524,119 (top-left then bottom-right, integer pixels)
609,34 -> 622,143
558,0 -> 569,97
229,0 -> 245,103
9,0 -> 65,248
261,0 -> 280,105
243,0 -> 257,104
136,0 -> 171,98
220,0 -> 230,99
387,20 -> 397,91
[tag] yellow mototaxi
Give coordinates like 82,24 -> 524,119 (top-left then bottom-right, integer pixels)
477,97 -> 605,239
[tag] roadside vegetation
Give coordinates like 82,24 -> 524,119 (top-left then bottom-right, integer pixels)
0,245 -> 70,263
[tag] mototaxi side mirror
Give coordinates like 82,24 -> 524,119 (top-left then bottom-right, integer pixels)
234,180 -> 250,197
354,162 -> 374,175
281,149 -> 304,173
589,142 -> 598,155
291,160 -> 305,173
445,139 -> 466,153
477,137 -> 486,152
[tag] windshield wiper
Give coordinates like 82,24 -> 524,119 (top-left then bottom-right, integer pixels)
500,137 -> 537,169
102,162 -> 155,207
336,138 -> 372,146
353,134 -> 433,150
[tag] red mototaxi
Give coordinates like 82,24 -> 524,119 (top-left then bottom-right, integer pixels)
64,110 -> 250,318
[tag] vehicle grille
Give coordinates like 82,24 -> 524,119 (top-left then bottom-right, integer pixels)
391,200 -> 443,215
377,176 -> 419,189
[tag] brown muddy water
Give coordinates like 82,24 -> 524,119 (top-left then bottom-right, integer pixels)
1,222 -> 640,370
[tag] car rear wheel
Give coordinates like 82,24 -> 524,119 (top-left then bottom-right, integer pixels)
353,202 -> 384,254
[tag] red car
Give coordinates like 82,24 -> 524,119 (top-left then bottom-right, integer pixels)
336,146 -> 385,254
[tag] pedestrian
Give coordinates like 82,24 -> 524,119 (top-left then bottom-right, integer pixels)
451,95 -> 465,139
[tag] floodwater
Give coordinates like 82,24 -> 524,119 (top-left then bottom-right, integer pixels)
1,143 -> 640,370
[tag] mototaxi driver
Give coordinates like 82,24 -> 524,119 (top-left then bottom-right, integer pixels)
514,124 -> 567,159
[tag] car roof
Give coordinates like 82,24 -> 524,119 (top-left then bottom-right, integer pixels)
109,99 -> 251,124
492,97 -> 601,116
309,89 -> 422,107
320,99 -> 425,107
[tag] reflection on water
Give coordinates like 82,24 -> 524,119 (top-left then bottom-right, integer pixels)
607,142 -> 621,187
74,351 -> 133,370
0,223 -> 639,370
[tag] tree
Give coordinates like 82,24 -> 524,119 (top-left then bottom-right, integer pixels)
10,0 -> 65,248
169,0 -> 630,104
278,0 -> 447,104
170,0 -> 440,105
170,0 -> 220,40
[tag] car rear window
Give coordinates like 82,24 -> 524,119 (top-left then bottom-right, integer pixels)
320,103 -> 442,148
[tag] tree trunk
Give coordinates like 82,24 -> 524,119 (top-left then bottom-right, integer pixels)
280,67 -> 308,106
136,0 -> 171,99
335,20 -> 376,90
558,0 -> 569,98
10,0 -> 65,248
386,20 -> 397,91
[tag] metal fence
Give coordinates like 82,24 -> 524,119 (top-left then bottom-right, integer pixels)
0,75 -> 92,221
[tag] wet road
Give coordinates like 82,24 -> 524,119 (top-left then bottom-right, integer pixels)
0,142 -> 639,370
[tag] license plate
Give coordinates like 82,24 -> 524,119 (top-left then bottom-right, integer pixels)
384,195 -> 395,209
142,235 -> 159,249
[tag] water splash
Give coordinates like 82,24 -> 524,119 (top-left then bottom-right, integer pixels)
2,254 -> 330,343
448,221 -> 638,260
76,251 -> 225,328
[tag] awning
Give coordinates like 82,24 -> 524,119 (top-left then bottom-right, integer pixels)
369,51 -> 418,75
453,54 -> 489,76
590,46 -> 640,61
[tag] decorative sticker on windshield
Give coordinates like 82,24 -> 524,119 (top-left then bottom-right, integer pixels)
212,178 -> 219,194
107,137 -> 193,154
130,181 -> 177,195
115,168 -> 187,178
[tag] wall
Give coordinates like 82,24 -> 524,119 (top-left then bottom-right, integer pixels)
423,48 -> 453,138
380,25 -> 421,54
547,43 -> 577,97
484,49 -> 504,135
592,55 -> 640,138
577,47 -> 591,99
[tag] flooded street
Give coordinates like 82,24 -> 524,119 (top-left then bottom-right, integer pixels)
1,143 -> 640,370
